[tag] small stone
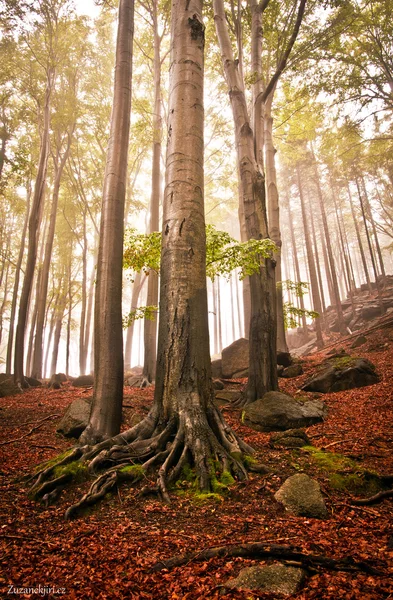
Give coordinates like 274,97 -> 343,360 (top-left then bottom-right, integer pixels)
281,364 -> 303,378
350,335 -> 367,349
71,375 -> 94,387
275,473 -> 328,519
225,563 -> 306,595
270,428 -> 310,448
214,390 -> 241,403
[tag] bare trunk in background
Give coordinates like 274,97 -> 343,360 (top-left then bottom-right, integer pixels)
81,0 -> 134,444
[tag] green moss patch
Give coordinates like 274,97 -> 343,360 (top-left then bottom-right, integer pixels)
193,492 -> 224,504
119,464 -> 145,480
329,356 -> 359,369
53,461 -> 89,483
302,446 -> 384,494
35,449 -> 73,473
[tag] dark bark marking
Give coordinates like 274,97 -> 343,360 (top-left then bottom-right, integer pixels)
188,15 -> 205,42
179,218 -> 186,236
240,122 -> 253,137
165,224 -> 170,235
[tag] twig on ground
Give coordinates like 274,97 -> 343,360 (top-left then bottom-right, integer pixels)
149,541 -> 383,575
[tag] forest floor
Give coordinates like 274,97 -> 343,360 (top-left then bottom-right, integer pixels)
1,327 -> 393,599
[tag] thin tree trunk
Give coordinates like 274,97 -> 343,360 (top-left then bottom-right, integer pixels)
81,0 -> 134,444
361,176 -> 386,283
308,196 -> 326,316
234,269 -> 243,338
238,184 -> 250,335
214,0 -> 278,403
124,272 -> 146,370
311,150 -> 345,333
230,273 -> 236,342
31,131 -> 73,379
264,95 -> 287,353
66,258 -> 72,378
355,177 -> 384,312
286,193 -> 307,333
142,0 -> 162,384
296,162 -> 323,347
217,276 -> 223,351
347,181 -> 372,293
14,68 -> 54,385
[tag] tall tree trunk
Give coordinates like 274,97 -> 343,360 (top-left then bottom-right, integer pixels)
286,194 -> 307,333
81,0 -> 134,444
355,177 -> 384,312
234,269 -> 243,338
264,95 -> 288,352
212,277 -> 218,354
77,209 -> 88,376
296,162 -> 323,347
28,0 -> 254,520
7,192 -> 31,370
143,0 -> 162,385
217,276 -> 223,351
214,0 -> 278,404
14,68 -> 54,385
83,260 -> 96,375
238,184 -> 251,335
50,281 -> 67,376
124,272 -> 146,370
311,150 -> 345,333
230,273 -> 236,341
347,181 -> 372,293
360,176 -> 386,283
308,196 -> 327,316
66,257 -> 73,378
31,132 -> 73,379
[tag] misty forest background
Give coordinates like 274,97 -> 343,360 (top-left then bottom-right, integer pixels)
0,0 -> 392,381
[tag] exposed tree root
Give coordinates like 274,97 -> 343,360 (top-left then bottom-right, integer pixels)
28,405 -> 256,519
351,489 -> 393,506
149,541 -> 384,575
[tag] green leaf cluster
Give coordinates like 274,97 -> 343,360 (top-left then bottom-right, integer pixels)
123,224 -> 277,283
122,305 -> 158,329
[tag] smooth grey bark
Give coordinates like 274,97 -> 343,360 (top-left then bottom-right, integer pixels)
347,181 -> 372,293
214,0 -> 278,403
124,271 -> 146,370
31,129 -> 73,379
296,162 -> 323,348
81,0 -> 134,444
311,151 -> 345,334
14,68 -> 54,385
286,191 -> 307,333
142,0 -> 162,384
360,176 -> 386,283
355,177 -> 385,312
264,96 -> 287,352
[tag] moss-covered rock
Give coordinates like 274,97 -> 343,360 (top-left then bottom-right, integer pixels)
302,446 -> 384,494
302,357 -> 379,393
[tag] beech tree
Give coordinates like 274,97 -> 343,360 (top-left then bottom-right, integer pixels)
13,1 -> 62,386
80,0 -> 134,444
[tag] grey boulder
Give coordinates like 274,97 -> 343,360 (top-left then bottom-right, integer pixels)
222,338 -> 249,378
56,398 -> 92,438
243,391 -> 326,432
225,564 -> 306,595
275,473 -> 328,518
302,357 -> 379,393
